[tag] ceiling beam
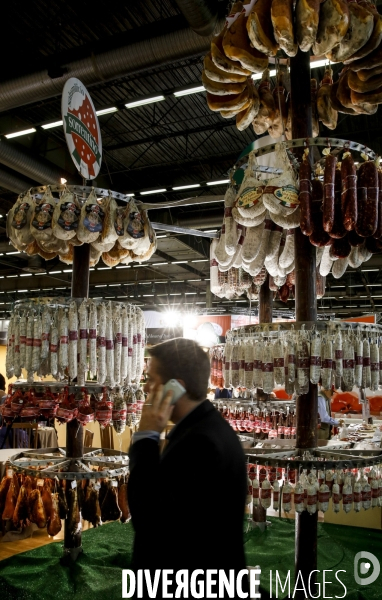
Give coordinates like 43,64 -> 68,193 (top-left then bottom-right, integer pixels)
105,120 -> 235,152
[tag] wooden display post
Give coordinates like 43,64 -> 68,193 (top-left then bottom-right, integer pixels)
62,244 -> 90,562
253,273 -> 273,528
290,49 -> 318,597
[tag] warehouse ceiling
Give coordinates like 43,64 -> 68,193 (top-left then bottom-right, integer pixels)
1,0 -> 382,320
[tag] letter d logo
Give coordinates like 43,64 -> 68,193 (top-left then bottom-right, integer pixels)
354,551 -> 380,586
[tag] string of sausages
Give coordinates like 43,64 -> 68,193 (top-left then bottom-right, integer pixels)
5,300 -> 145,388
247,463 -> 382,515
222,325 -> 382,394
302,151 -> 382,278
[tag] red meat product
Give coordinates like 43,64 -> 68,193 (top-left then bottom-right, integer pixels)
355,161 -> 378,237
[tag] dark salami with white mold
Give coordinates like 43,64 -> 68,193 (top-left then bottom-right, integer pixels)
355,161 -> 378,237
309,178 -> 331,247
299,151 -> 313,236
330,234 -> 351,259
348,228 -> 364,247
323,153 -> 337,232
341,153 -> 357,231
329,168 -> 347,239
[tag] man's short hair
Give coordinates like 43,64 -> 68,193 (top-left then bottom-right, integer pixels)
148,338 -> 210,401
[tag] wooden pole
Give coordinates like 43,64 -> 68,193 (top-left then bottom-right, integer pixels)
290,48 -> 318,597
253,273 -> 273,527
62,243 -> 90,561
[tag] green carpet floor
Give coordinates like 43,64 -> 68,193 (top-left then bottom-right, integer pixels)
0,518 -> 381,599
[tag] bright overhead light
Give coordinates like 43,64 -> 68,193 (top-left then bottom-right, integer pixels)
60,178 -> 67,184
41,120 -> 63,130
192,259 -> 209,262
252,69 -> 276,81
140,188 -> 167,195
96,106 -> 118,116
206,179 -> 230,186
126,193 -> 135,197
172,261 -> 188,264
153,262 -> 168,266
19,274 -> 32,277
7,252 -> 19,255
5,127 -> 36,139
172,184 -> 201,191
310,59 -> 327,69
125,95 -> 165,109
174,86 -> 205,97
156,235 -> 167,238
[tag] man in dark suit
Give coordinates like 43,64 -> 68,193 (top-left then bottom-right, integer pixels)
128,338 -> 249,598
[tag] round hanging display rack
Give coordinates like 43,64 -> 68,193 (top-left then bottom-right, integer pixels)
234,137 -> 379,173
245,447 -> 382,470
7,447 -> 129,480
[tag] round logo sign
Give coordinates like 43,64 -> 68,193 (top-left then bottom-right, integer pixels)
61,78 -> 102,180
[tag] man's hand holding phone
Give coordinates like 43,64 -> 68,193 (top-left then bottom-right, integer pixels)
138,384 -> 175,434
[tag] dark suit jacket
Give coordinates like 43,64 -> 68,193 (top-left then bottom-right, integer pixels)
128,400 -> 248,576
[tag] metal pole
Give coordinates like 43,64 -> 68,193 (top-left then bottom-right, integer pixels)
253,273 -> 273,527
63,215 -> 90,561
290,48 -> 318,597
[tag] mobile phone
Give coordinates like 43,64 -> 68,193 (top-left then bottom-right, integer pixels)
162,379 -> 186,404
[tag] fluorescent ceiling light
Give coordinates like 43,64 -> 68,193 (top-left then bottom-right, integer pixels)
153,262 -> 168,266
41,120 -> 63,130
125,95 -> 165,109
49,271 -> 62,274
172,261 -> 188,264
192,259 -> 208,262
206,179 -> 230,186
252,69 -> 276,81
156,235 -> 167,238
19,274 -> 32,277
203,229 -> 217,233
7,251 -> 19,255
172,184 -> 200,191
96,106 -> 118,116
310,59 -> 327,69
97,267 -> 109,270
7,275 -> 17,278
140,188 -> 167,195
17,290 -> 28,292
5,127 -> 36,139
174,86 -> 205,97
126,193 -> 135,197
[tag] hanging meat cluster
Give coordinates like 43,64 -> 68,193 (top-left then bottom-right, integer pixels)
247,462 -> 382,514
214,401 -> 297,438
6,188 -> 156,267
1,383 -> 145,433
5,300 -> 145,388
223,324 -> 382,395
211,154 -> 327,301
300,149 -> 382,277
0,470 -> 130,534
203,1 -> 382,133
